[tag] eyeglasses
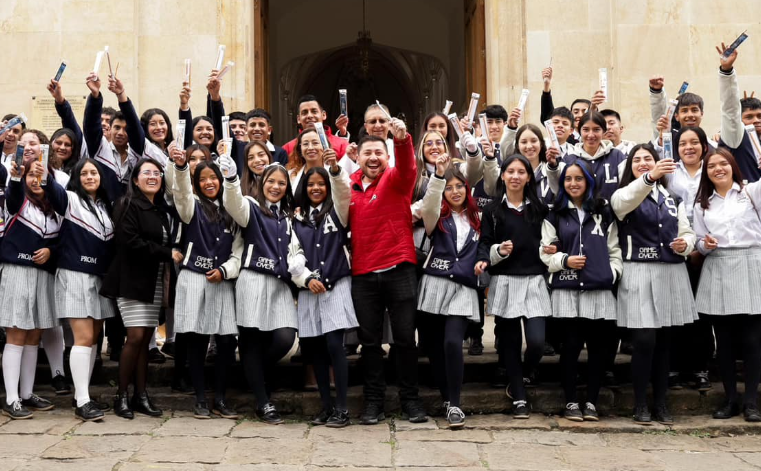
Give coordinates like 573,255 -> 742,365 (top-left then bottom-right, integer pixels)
139,170 -> 164,178
301,141 -> 323,149
365,118 -> 388,125
424,140 -> 445,147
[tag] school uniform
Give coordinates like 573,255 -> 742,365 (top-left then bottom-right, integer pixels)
0,179 -> 62,330
718,67 -> 761,183
666,161 -> 702,223
612,176 -> 697,328
172,164 -> 241,336
44,178 -> 116,320
547,141 -> 627,201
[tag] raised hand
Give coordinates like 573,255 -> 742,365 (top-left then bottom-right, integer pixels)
649,76 -> 664,91
716,42 -> 738,72
47,79 -> 64,104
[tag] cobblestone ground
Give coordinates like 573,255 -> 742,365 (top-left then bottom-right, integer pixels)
2,410 -> 761,470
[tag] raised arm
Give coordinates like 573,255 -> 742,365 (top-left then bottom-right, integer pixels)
649,76 -> 668,141
219,155 -> 250,227
172,154 -> 196,224
420,172 -> 445,235
717,44 -> 744,149
49,79 -> 85,157
108,76 -> 145,156
41,170 -> 69,216
83,73 -> 105,158
327,156 -> 351,227
540,67 -> 555,123
387,119 -> 417,195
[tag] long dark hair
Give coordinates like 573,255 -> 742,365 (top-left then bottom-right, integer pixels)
677,126 -> 712,161
423,111 -> 462,160
21,165 -> 54,217
50,128 -> 82,174
438,167 -> 480,233
553,160 -> 605,214
191,116 -> 216,151
192,161 -> 234,231
488,154 -> 548,224
241,140 -> 273,198
140,108 -> 174,150
295,166 -> 333,227
515,124 -> 547,164
695,147 -> 744,210
66,158 -> 113,216
618,144 -> 668,189
256,165 -> 294,218
115,158 -> 168,226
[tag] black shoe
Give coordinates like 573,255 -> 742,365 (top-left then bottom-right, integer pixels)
543,342 -> 556,356
744,404 -> 761,423
51,373 -> 71,395
344,345 -> 358,356
582,402 -> 599,421
326,409 -> 350,428
114,392 -> 134,419
668,373 -> 683,390
212,400 -> 238,419
402,401 -> 428,423
620,341 -> 634,355
131,391 -> 163,417
75,401 -> 105,421
564,403 -> 583,422
523,373 -> 539,389
446,405 -> 465,428
491,367 -> 508,388
694,372 -> 712,392
311,408 -> 333,426
359,402 -> 385,425
467,338 -> 484,356
512,400 -> 530,420
653,404 -> 673,425
21,394 -> 54,411
713,402 -> 740,419
602,371 -> 619,390
194,402 -> 211,419
72,398 -> 110,412
633,405 -> 652,425
256,403 -> 284,425
171,378 -> 194,395
2,400 -> 33,420
160,342 -> 175,359
148,348 -> 166,364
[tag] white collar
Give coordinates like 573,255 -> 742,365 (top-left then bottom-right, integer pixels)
265,140 -> 275,151
710,182 -> 741,200
501,194 -> 529,210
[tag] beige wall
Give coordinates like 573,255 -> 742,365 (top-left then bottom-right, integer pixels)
2,0 -> 759,144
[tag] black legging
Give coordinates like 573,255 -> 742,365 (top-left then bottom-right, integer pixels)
712,314 -> 761,407
118,326 -> 152,394
187,333 -> 236,403
238,327 -> 296,408
173,332 -> 190,386
499,317 -> 545,402
427,315 -> 469,407
630,328 -> 670,408
559,318 -> 616,405
300,330 -> 349,411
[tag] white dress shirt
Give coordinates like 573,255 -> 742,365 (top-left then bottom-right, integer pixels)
694,181 -> 761,254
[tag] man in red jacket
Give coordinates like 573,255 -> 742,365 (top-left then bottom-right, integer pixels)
348,117 -> 426,425
282,95 -> 348,159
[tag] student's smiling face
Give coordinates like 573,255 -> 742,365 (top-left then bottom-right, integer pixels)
676,104 -> 702,128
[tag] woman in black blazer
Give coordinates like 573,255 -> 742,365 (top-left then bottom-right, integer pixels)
101,158 -> 173,419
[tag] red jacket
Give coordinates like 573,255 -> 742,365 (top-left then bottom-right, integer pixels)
348,134 -> 417,275
282,125 -> 348,160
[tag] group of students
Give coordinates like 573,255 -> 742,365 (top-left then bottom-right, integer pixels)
1,43 -> 761,430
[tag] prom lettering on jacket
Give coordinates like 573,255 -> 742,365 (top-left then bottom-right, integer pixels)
194,255 -> 214,270
256,257 -> 276,271
17,253 -> 33,261
80,255 -> 98,264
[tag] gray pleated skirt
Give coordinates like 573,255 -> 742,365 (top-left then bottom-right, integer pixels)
55,268 -> 115,320
117,270 -> 163,328
297,276 -> 359,338
174,270 -> 238,335
0,264 -> 58,330
487,274 -> 552,319
551,289 -> 617,320
617,262 -> 697,328
236,269 -> 297,331
417,275 -> 480,321
697,247 -> 761,316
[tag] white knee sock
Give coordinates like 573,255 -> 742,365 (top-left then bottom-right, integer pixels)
88,344 -> 98,381
19,345 -> 39,400
70,346 -> 92,407
149,329 -> 157,350
2,344 -> 24,405
42,327 -> 65,378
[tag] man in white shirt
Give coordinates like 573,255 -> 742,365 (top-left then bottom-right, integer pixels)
340,104 -> 396,173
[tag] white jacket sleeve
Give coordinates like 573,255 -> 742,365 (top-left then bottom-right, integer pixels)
719,68 -> 745,149
172,164 -> 196,224
611,175 -> 653,220
164,161 -> 175,200
483,157 -> 500,197
499,127 -> 517,155
545,161 -> 566,199
420,175 -> 444,235
462,147 -> 484,188
329,167 -> 352,227
222,177 -> 250,227
607,220 -> 623,283
540,219 -> 566,272
220,229 -> 243,279
650,90 -> 668,141
287,225 -> 313,289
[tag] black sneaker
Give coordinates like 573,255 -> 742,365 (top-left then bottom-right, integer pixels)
212,400 -> 238,419
148,348 -> 166,364
75,401 -> 105,422
523,373 -> 539,389
633,405 -> 652,425
402,401 -> 428,423
446,405 -> 465,428
256,403 -> 284,425
582,402 -> 599,421
653,404 -> 673,425
668,373 -> 683,390
713,402 -> 740,420
512,400 -> 530,420
311,408 -> 333,426
51,373 -> 71,395
21,394 -> 54,411
359,402 -> 385,425
467,338 -> 484,356
564,402 -> 583,422
694,372 -> 712,392
491,367 -> 508,388
71,397 -> 111,412
744,404 -> 761,423
326,409 -> 350,428
603,371 -> 619,390
2,400 -> 33,420
194,402 -> 211,419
